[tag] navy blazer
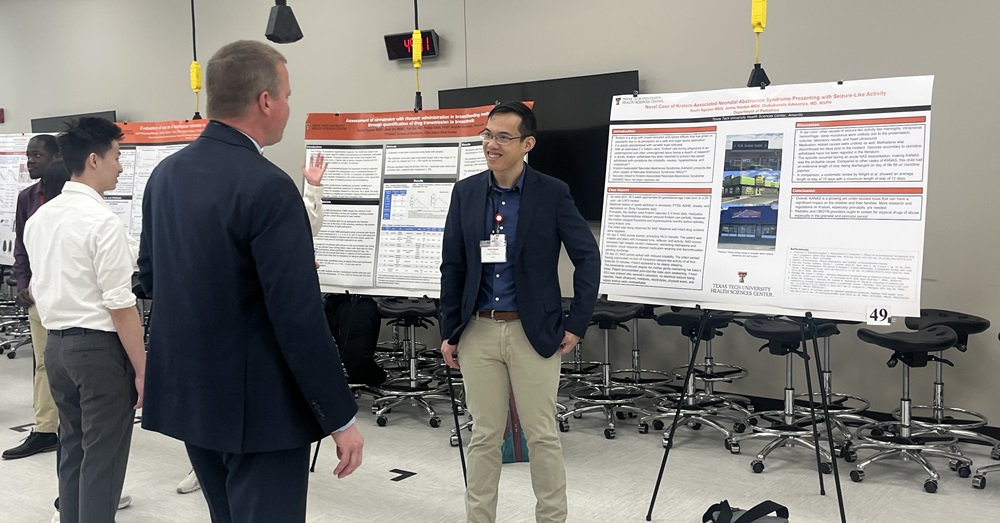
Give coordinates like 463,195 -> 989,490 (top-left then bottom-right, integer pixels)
138,121 -> 357,454
439,164 -> 600,357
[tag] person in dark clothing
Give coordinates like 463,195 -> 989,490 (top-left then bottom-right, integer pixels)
323,294 -> 387,388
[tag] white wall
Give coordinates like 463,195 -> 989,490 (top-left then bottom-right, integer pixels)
2,0 -> 997,421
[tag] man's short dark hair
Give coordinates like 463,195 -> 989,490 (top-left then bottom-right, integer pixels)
57,117 -> 124,175
29,134 -> 60,155
488,102 -> 537,139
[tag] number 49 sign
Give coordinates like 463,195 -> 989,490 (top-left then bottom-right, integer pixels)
866,306 -> 891,325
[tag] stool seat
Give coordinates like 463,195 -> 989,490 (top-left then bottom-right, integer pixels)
744,317 -> 839,345
904,309 -> 990,339
856,325 -> 956,354
655,308 -> 734,340
591,301 -> 643,324
376,297 -> 437,319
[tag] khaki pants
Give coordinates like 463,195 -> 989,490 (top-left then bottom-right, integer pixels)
459,315 -> 566,523
29,304 -> 58,433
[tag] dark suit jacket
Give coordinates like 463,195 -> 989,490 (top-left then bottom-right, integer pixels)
138,121 -> 357,454
439,163 -> 600,357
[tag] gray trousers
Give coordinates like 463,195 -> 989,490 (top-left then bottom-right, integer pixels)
46,329 -> 137,523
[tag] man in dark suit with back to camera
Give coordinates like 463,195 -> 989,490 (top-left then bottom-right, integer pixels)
439,101 -> 601,523
137,40 -> 363,523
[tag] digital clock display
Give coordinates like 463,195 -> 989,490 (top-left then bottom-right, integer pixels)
384,30 -> 440,61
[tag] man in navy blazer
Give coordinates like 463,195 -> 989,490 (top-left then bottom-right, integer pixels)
440,102 -> 600,522
138,40 -> 363,522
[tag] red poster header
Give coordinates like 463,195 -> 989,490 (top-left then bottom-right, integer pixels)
118,120 -> 208,144
305,104 -> 514,141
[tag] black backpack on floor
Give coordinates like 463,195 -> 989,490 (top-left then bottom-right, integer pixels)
703,500 -> 789,523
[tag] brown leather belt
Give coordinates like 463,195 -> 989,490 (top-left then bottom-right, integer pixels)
477,310 -> 520,321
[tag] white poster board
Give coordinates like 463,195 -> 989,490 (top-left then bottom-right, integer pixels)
600,76 -> 934,321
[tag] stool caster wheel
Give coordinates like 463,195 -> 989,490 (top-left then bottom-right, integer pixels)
688,422 -> 702,430
750,460 -> 764,473
616,411 -> 626,420
449,435 -> 459,447
573,413 -> 583,419
949,460 -> 959,471
604,428 -> 616,440
353,391 -> 360,399
376,416 -> 388,427
843,449 -> 858,463
628,412 -> 637,418
733,423 -> 746,434
652,420 -> 665,431
6,351 -> 15,359
558,420 -> 570,433
638,423 -> 649,434
923,479 -> 938,493
850,470 -> 864,483
820,462 -> 833,474
870,427 -> 883,437
725,439 -> 740,454
429,417 -> 441,428
456,406 -> 465,415
972,475 -> 986,489
991,447 -> 1000,460
747,417 -> 758,427
957,465 -> 971,478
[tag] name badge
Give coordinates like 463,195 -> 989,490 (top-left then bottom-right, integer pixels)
480,234 -> 507,263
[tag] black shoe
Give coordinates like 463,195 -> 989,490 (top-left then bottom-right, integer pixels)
2,431 -> 58,459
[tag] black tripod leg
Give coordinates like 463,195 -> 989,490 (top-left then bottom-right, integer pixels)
646,310 -> 710,521
806,316 -> 848,523
310,440 -> 321,473
797,332 -> 827,496
446,366 -> 468,487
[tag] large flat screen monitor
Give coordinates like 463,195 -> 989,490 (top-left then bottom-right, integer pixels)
31,111 -> 118,133
439,71 -> 639,221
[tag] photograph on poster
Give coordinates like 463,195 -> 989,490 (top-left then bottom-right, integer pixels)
719,133 -> 783,251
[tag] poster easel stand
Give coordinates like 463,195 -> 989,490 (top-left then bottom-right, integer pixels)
645,310 -> 848,523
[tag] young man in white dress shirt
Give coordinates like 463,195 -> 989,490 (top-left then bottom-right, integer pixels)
25,117 -> 146,523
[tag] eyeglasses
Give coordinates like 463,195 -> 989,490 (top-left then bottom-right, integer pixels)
478,129 -> 524,145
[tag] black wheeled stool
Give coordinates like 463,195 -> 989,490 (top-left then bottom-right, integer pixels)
901,310 -> 997,463
848,325 -> 973,493
609,304 -> 673,397
371,297 -> 449,428
559,297 -> 603,402
972,333 -> 1000,488
791,318 -> 874,452
640,309 -> 749,442
726,317 -> 837,474
0,274 -> 30,359
557,300 -> 648,439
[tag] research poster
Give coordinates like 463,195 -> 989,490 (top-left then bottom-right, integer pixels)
0,133 -> 39,266
304,105 -> 494,297
116,120 -> 207,239
600,76 -> 933,321
0,121 -> 205,269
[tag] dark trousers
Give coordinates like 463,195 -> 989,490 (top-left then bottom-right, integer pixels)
186,442 -> 311,523
324,294 -> 386,387
46,329 -> 136,523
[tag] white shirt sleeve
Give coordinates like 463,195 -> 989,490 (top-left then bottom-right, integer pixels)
302,182 -> 324,237
91,216 -> 138,310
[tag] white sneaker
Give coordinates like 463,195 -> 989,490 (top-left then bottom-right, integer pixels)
176,469 -> 201,494
118,494 -> 132,510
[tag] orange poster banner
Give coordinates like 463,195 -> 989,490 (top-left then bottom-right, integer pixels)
118,119 -> 208,144
306,105 -> 499,141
